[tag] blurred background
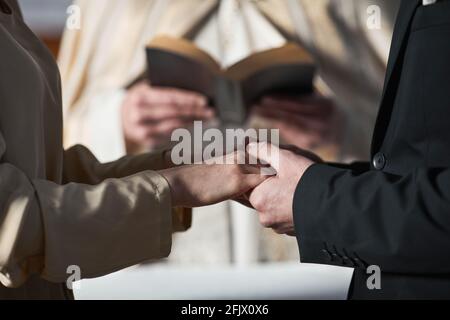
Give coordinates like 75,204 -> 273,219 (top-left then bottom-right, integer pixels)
19,0 -> 71,56
17,0 -> 400,300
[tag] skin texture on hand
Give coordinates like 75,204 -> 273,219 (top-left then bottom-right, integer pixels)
121,82 -> 215,153
246,143 -> 318,236
251,94 -> 343,151
159,152 -> 269,208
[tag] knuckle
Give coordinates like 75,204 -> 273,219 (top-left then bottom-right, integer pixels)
259,214 -> 272,228
138,127 -> 152,140
252,194 -> 266,212
131,110 -> 143,124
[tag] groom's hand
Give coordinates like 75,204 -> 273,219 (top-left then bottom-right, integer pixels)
246,143 -> 319,236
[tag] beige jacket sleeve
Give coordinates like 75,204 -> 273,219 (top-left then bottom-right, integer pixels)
63,145 -> 192,232
0,139 -> 174,288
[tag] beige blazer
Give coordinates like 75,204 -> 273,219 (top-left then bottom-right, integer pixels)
59,0 -> 400,161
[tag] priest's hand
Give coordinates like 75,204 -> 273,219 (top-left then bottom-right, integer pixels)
121,82 -> 215,152
159,152 -> 269,208
251,94 -> 343,151
246,142 -> 320,236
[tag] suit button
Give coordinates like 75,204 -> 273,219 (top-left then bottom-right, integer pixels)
373,153 -> 386,170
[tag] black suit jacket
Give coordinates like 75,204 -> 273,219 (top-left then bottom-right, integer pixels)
294,0 -> 450,299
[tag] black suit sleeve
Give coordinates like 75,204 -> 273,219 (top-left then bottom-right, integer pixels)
327,162 -> 370,172
294,163 -> 450,275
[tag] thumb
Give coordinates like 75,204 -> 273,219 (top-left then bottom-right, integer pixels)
247,142 -> 280,171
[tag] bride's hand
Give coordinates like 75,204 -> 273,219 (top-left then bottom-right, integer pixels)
158,152 -> 268,208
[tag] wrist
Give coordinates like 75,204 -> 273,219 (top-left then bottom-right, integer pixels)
158,167 -> 184,208
163,149 -> 175,168
301,160 -> 315,177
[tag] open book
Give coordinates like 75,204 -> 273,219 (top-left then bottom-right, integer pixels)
146,36 -> 316,125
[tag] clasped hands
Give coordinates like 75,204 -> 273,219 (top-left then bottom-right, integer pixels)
159,143 -> 322,237
129,83 -> 335,236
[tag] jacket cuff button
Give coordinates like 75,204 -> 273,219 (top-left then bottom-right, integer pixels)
373,152 -> 386,170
